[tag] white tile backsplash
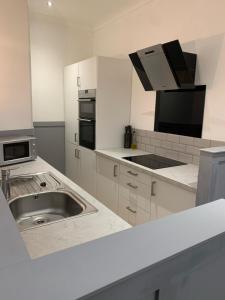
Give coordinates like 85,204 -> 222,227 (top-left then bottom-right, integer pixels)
167,134 -> 180,143
179,136 -> 194,145
135,129 -> 223,165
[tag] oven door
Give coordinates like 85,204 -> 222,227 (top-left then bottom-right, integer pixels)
79,119 -> 95,150
79,100 -> 96,120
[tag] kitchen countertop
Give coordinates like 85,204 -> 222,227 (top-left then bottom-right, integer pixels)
0,157 -> 225,299
95,148 -> 199,193
1,157 -> 131,259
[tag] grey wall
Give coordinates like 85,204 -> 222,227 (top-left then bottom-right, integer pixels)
0,129 -> 34,137
33,122 -> 65,173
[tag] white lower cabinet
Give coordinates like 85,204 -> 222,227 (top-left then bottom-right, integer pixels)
93,154 -> 197,226
65,142 -> 81,184
117,173 -> 151,226
65,143 -> 96,197
96,156 -> 119,213
79,146 -> 96,197
150,177 -> 196,220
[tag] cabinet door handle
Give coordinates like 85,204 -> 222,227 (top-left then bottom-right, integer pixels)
126,206 -> 137,214
113,165 -> 118,177
77,150 -> 80,159
75,149 -> 77,158
127,170 -> 138,176
127,183 -> 138,189
151,181 -> 157,196
77,76 -> 81,88
75,133 -> 77,143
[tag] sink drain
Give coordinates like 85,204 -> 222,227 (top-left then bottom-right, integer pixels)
33,216 -> 49,226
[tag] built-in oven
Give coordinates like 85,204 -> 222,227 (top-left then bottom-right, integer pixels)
78,89 -> 96,120
79,119 -> 95,150
78,89 -> 96,150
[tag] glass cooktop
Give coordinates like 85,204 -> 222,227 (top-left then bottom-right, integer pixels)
123,154 -> 186,170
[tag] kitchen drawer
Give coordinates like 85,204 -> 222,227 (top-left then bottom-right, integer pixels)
118,195 -> 150,226
117,195 -> 131,224
119,174 -> 151,212
118,195 -> 137,226
120,164 -> 149,184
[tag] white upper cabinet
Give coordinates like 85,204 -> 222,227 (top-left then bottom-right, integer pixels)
64,63 -> 79,144
64,56 -> 132,198
78,57 -> 97,90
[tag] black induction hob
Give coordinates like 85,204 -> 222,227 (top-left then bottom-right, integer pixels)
123,154 -> 186,170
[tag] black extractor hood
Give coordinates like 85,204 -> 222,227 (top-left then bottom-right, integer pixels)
129,40 -> 197,91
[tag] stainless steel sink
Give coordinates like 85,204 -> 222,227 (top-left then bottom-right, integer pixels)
7,172 -> 97,231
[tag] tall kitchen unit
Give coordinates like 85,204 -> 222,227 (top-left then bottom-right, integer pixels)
64,56 -> 132,197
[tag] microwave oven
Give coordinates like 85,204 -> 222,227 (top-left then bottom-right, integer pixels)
0,136 -> 37,167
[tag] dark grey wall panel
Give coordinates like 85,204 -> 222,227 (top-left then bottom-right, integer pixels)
33,122 -> 65,173
0,128 -> 34,137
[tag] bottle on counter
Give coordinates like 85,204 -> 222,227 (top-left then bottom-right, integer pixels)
124,125 -> 132,148
131,129 -> 137,149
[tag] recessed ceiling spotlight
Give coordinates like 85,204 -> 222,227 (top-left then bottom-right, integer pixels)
47,1 -> 53,7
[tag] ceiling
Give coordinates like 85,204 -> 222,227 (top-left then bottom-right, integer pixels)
28,0 -> 150,30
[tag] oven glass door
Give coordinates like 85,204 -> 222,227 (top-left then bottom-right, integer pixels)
3,142 -> 30,161
79,100 -> 96,120
79,120 -> 95,150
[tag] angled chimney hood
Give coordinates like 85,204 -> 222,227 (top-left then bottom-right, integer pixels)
129,40 -> 197,91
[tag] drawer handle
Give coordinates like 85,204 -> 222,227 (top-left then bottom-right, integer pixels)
126,206 -> 137,214
127,170 -> 138,176
127,183 -> 138,189
113,165 -> 118,177
151,181 -> 156,196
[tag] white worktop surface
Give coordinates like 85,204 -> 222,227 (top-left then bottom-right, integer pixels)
96,148 -> 199,193
1,157 -> 225,299
1,157 -> 131,259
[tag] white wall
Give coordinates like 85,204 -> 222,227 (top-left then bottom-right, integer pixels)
0,0 -> 33,131
93,0 -> 225,141
30,14 -> 93,122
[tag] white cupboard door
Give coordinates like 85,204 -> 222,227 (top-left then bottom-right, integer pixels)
78,57 -> 97,90
64,63 -> 79,145
96,156 -> 119,213
79,147 -> 96,197
150,178 -> 196,220
65,143 -> 80,183
65,142 -> 75,181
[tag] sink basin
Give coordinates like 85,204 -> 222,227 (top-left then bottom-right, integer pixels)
7,173 -> 97,231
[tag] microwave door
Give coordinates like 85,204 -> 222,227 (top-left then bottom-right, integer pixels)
3,142 -> 30,162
